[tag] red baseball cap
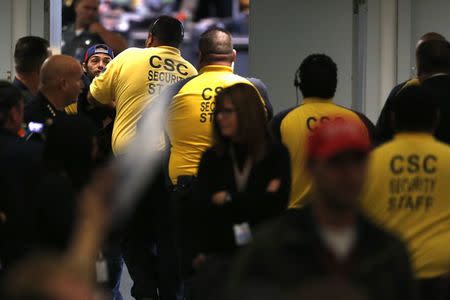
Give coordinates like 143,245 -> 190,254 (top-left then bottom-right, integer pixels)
307,117 -> 371,161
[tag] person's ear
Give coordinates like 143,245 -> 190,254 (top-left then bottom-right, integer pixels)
82,62 -> 88,73
60,77 -> 68,90
232,49 -> 237,62
145,34 -> 153,48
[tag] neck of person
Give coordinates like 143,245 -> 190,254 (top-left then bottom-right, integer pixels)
40,88 -> 66,111
16,72 -> 39,95
199,59 -> 233,70
396,128 -> 434,135
75,19 -> 89,31
418,71 -> 450,82
311,193 -> 357,230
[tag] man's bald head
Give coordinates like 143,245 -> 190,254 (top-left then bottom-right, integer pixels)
40,55 -> 84,109
417,32 -> 446,49
198,28 -> 234,64
40,55 -> 82,87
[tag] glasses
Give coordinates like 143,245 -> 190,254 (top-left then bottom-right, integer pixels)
215,108 -> 236,116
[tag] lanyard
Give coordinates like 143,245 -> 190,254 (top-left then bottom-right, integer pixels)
230,146 -> 253,192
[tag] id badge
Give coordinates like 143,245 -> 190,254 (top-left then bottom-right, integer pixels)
96,253 -> 109,283
233,222 -> 252,246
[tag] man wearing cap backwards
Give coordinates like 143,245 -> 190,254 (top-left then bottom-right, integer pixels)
362,85 -> 450,300
227,118 -> 416,300
66,44 -> 115,157
88,15 -> 197,156
66,43 -> 114,115
271,54 -> 376,209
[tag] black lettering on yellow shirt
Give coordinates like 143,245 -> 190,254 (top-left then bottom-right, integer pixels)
90,46 -> 197,155
362,133 -> 450,278
165,65 -> 270,184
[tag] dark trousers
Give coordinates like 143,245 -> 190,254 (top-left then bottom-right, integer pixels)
102,242 -> 124,300
122,170 -> 180,300
418,276 -> 450,300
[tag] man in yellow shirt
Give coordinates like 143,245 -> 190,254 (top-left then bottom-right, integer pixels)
271,54 -> 376,208
88,16 -> 197,155
155,27 -> 272,186
141,28 -> 272,285
362,85 -> 450,299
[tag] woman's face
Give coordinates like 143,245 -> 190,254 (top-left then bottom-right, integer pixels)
216,98 -> 238,139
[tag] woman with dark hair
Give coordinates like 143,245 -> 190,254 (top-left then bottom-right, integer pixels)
188,83 -> 291,299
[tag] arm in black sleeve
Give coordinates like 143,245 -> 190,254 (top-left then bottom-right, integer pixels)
376,82 -> 405,145
247,77 -> 273,121
228,144 -> 291,223
269,109 -> 293,143
192,150 -> 229,253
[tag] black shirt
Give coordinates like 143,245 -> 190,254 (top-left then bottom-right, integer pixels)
376,75 -> 450,145
0,128 -> 43,269
24,92 -> 65,125
191,142 -> 291,255
12,77 -> 33,105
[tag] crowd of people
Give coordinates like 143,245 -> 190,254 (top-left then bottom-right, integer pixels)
1,3 -> 450,300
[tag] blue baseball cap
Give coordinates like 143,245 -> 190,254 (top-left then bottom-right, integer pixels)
83,44 -> 114,64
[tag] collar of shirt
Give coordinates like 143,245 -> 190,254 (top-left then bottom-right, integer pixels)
13,77 -> 31,93
154,45 -> 181,56
199,65 -> 233,74
429,73 -> 449,79
37,92 -> 60,114
302,97 -> 333,104
394,132 -> 435,141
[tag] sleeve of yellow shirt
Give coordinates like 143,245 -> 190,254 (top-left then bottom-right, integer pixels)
89,54 -> 122,105
65,102 -> 78,115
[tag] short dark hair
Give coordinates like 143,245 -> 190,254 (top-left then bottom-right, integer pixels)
199,27 -> 233,56
149,16 -> 184,48
0,81 -> 23,127
392,85 -> 438,132
416,39 -> 450,76
297,54 -> 337,99
419,32 -> 446,43
14,36 -> 50,73
214,83 -> 270,161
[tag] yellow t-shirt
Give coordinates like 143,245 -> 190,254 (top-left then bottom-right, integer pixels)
90,46 -> 197,155
361,133 -> 450,279
166,65 -> 270,184
271,98 -> 373,208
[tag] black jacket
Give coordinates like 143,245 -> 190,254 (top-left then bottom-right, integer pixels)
192,142 -> 291,256
228,206 -> 417,300
12,77 -> 33,105
0,129 -> 43,268
24,92 -> 65,125
376,80 -> 407,144
421,75 -> 450,144
377,75 -> 450,145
